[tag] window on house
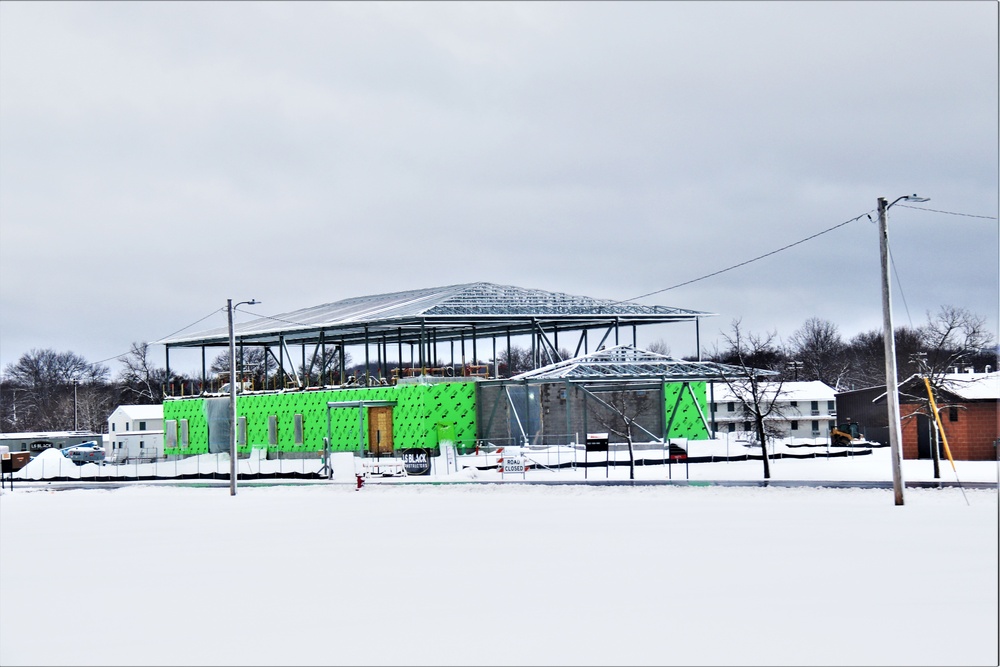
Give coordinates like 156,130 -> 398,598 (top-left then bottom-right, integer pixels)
140,441 -> 145,449
743,421 -> 751,431
791,421 -> 799,430
949,407 -> 959,422
812,420 -> 819,431
728,424 -> 736,433
111,424 -> 116,432
790,401 -> 798,407
727,402 -> 735,412
125,423 -> 130,431
139,421 -> 146,430
828,401 -> 835,411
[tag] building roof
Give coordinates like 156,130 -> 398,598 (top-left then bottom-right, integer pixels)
859,371 -> 1000,403
709,380 -> 836,403
505,344 -> 774,384
157,282 -> 714,349
928,372 -> 1000,401
110,404 -> 164,420
0,431 -> 101,441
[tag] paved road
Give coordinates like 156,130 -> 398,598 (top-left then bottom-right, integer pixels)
4,478 -> 997,492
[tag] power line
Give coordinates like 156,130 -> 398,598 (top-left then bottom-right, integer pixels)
623,209 -> 875,303
88,308 -> 225,368
889,245 -> 914,329
896,204 -> 998,219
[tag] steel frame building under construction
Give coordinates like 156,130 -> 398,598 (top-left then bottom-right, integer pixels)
155,283 -> 761,459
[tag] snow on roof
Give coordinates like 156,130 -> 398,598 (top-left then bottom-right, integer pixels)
0,431 -> 100,441
111,404 -> 164,419
709,380 -> 836,403
938,372 -> 1000,400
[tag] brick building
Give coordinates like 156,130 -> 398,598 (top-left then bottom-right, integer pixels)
838,371 -> 998,461
897,371 -> 999,461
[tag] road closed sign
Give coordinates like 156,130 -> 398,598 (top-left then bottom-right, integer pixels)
502,454 -> 525,475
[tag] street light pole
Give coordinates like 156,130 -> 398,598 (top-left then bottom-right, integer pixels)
228,297 -> 259,496
877,194 -> 929,506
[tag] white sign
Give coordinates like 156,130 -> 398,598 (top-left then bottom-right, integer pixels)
502,455 -> 525,475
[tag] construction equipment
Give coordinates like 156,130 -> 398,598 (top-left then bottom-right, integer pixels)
830,422 -> 863,447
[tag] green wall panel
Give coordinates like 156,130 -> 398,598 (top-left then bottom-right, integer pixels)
162,381 -> 479,456
162,398 -> 210,455
663,382 -> 710,440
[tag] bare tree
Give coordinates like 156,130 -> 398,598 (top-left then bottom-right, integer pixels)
843,325 -> 924,390
299,347 -> 352,386
118,341 -> 168,403
589,387 -> 656,480
2,349 -> 110,431
787,317 -> 849,389
647,338 -> 671,356
497,346 -> 535,377
212,347 -> 269,389
714,320 -> 785,479
919,306 -> 995,377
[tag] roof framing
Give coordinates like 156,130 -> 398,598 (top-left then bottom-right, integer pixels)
157,282 -> 715,351
502,344 -> 776,386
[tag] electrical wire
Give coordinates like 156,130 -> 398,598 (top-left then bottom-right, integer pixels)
78,204 -> 994,368
896,204 -> 998,219
621,209 -> 876,304
87,307 -> 225,368
888,245 -> 914,329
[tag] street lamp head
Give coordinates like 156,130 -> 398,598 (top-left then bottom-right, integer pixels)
886,193 -> 930,209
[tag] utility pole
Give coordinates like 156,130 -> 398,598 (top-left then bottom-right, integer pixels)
228,298 -> 259,496
228,299 -> 237,496
878,194 -> 929,506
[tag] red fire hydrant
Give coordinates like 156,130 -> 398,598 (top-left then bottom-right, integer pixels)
356,473 -> 365,490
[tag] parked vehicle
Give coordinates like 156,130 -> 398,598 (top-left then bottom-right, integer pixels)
60,441 -> 105,465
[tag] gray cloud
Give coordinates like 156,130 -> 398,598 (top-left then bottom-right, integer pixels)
1,1 -> 996,373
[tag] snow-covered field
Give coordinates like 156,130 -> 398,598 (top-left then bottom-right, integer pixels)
1,442 -> 997,666
10,435 -> 1000,486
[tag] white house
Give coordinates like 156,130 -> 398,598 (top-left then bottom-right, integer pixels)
707,380 -> 838,442
107,404 -> 164,462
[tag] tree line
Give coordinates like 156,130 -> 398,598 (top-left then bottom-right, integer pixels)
1,305 -> 993,435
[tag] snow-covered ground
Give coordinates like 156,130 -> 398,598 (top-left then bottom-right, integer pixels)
1,441 -> 997,667
10,436 -> 1000,487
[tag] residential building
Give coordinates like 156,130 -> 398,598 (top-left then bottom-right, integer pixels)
107,404 -> 164,462
707,380 -> 837,442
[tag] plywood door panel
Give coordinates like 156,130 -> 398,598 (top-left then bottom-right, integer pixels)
367,406 -> 394,455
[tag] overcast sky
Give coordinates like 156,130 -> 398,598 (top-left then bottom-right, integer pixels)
1,1 -> 997,376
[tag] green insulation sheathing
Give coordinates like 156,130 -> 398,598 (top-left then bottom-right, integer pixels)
664,382 -> 710,439
162,381 -> 477,456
